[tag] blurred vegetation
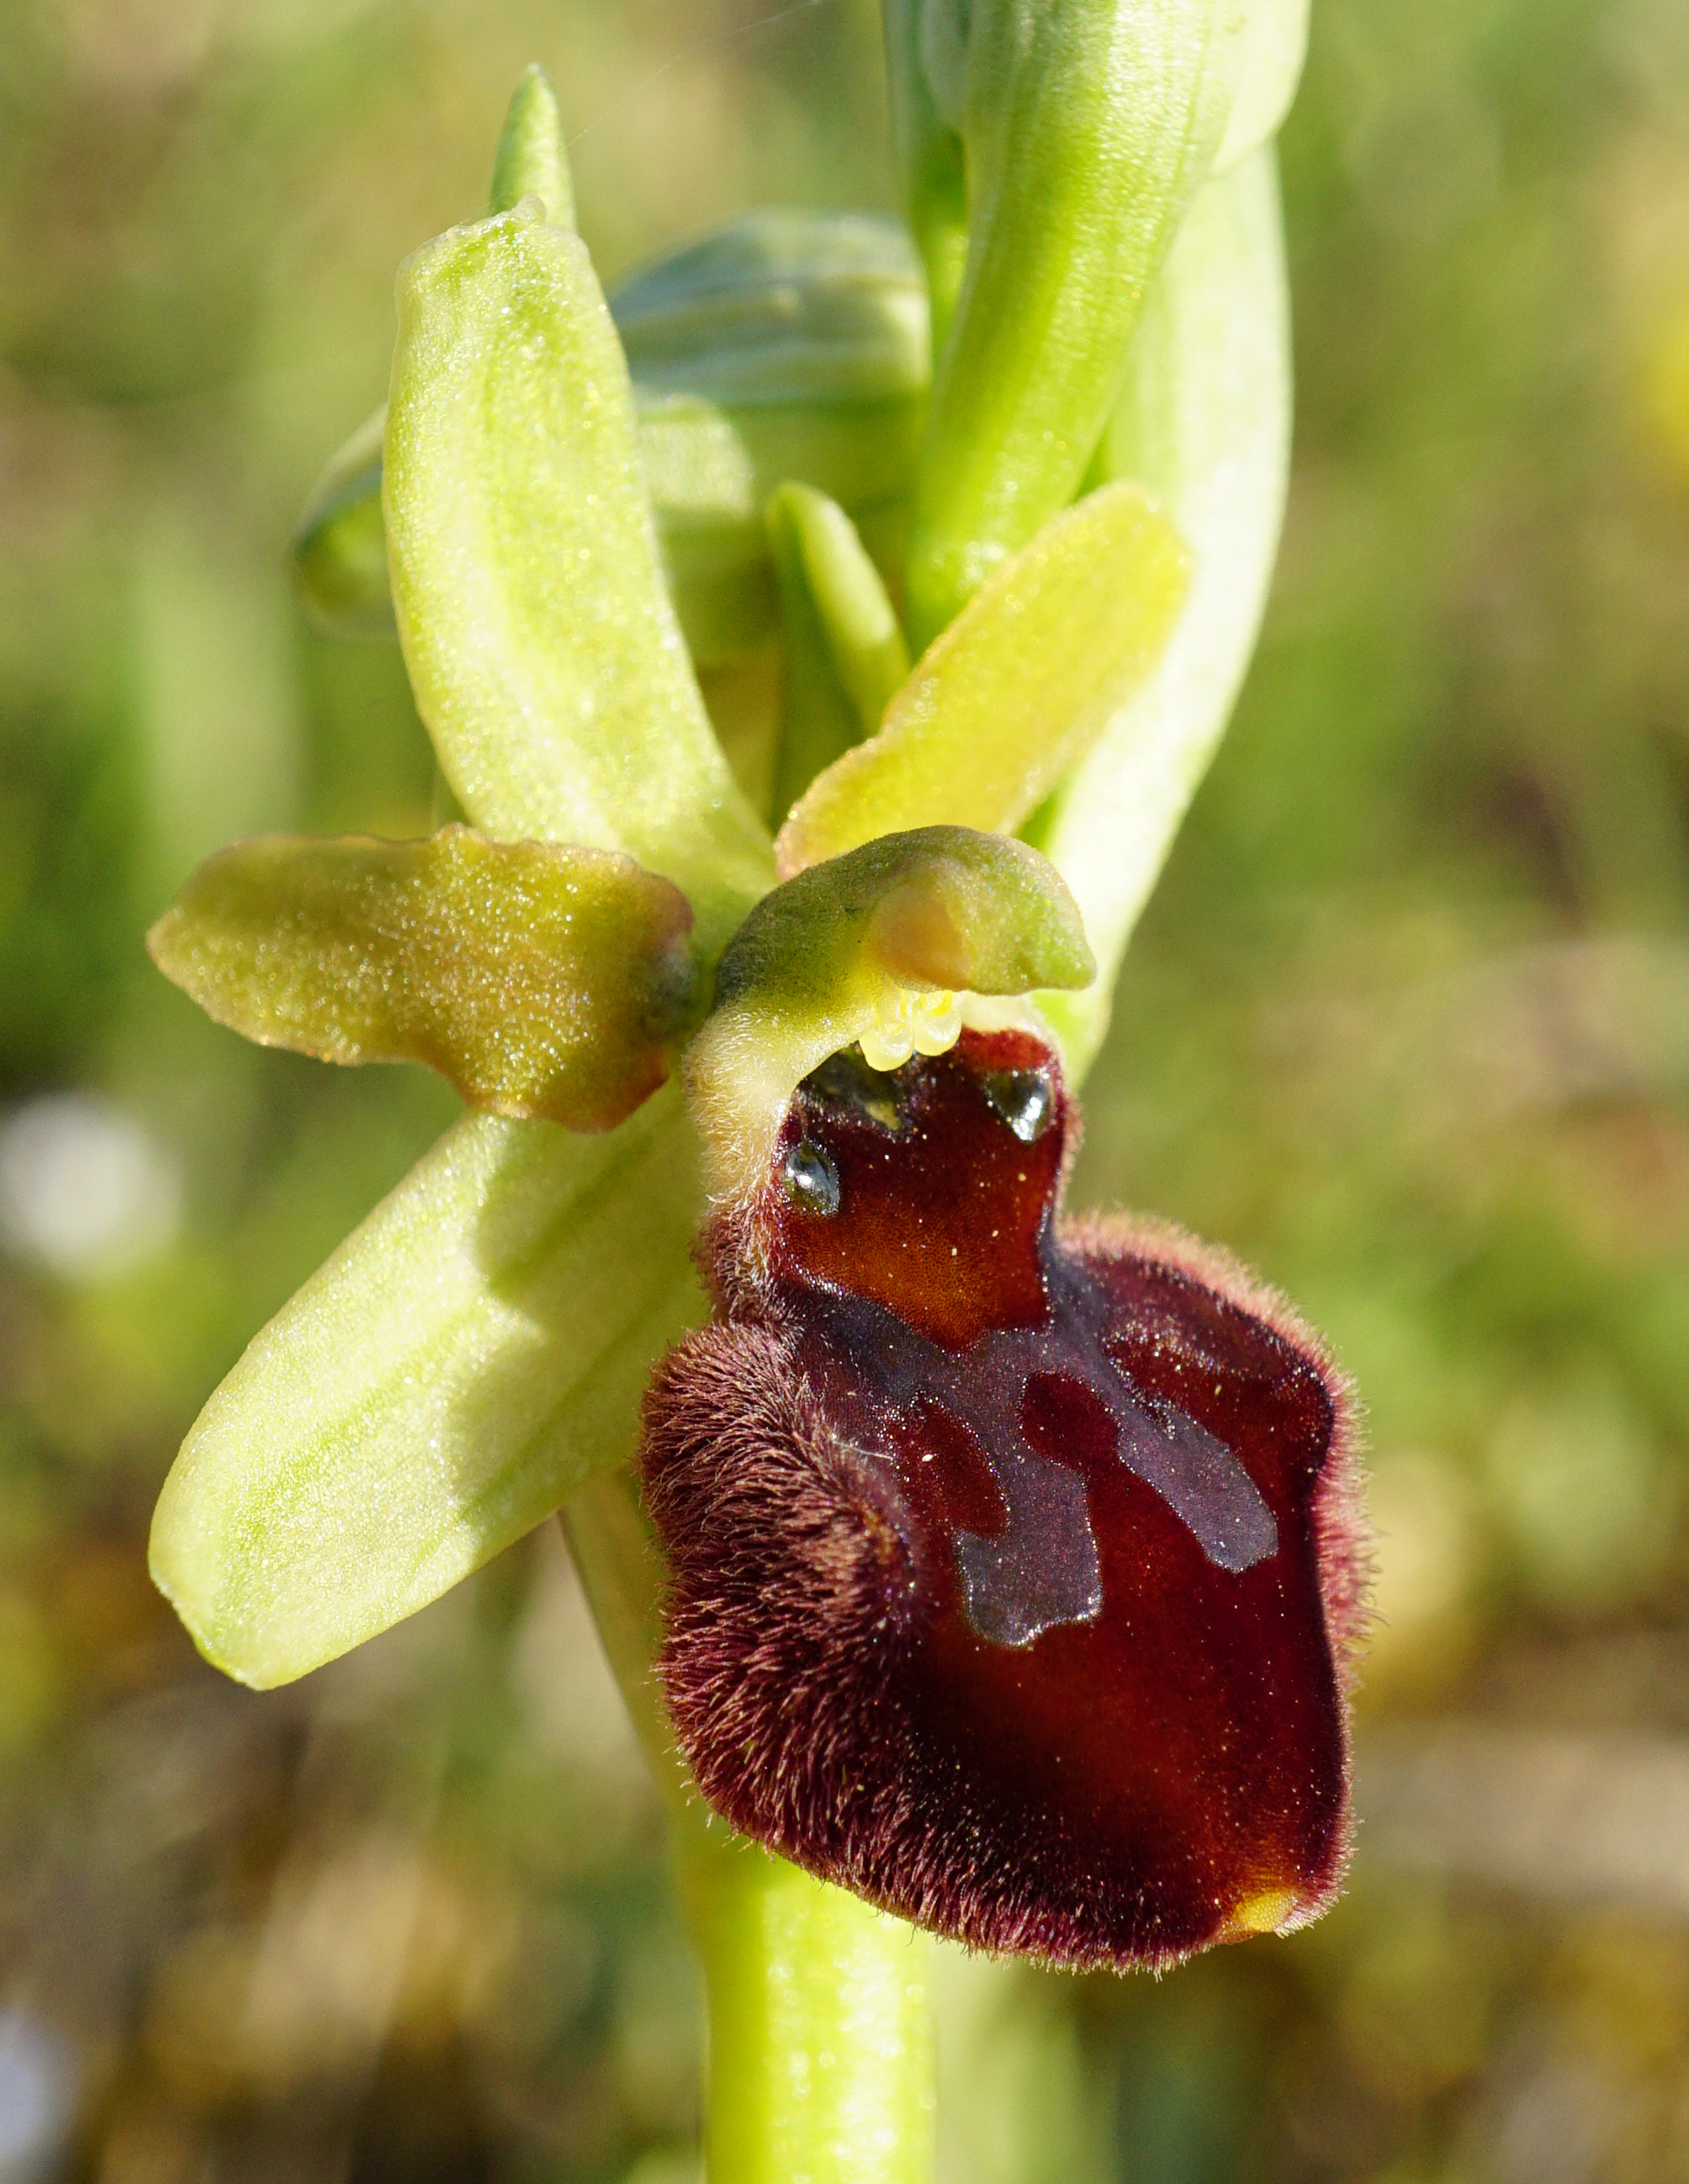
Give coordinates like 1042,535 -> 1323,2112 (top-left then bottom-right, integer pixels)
2,0 -> 1689,2179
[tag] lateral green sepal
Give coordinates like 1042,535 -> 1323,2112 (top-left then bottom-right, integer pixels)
147,827 -> 702,1132
150,1093 -> 703,1688
686,824 -> 1093,1200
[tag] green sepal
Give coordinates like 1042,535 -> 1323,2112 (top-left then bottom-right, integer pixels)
686,825 -> 1093,1200
297,212 -> 932,665
777,480 -> 1188,877
766,483 -> 910,825
487,62 -> 574,225
150,1089 -> 704,1689
903,0 -> 1242,647
147,827 -> 701,1132
384,200 -> 773,949
1030,149 -> 1290,1079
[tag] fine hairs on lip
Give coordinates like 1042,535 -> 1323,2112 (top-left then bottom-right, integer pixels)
642,1031 -> 1369,1971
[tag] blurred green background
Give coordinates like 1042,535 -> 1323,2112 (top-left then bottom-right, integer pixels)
3,0 -> 1689,2178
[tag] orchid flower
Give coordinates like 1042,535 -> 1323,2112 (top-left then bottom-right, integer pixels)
146,14 -> 1365,2181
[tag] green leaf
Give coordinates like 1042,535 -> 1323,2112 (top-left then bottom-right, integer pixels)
686,825 -> 1093,1200
903,0 -> 1243,647
487,62 -> 574,225
384,201 -> 774,949
151,1088 -> 704,1688
776,480 -> 1188,877
147,827 -> 701,1132
765,483 -> 910,825
1030,150 -> 1290,1079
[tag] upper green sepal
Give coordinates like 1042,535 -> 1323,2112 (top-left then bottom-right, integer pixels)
777,480 -> 1189,876
148,828 -> 701,1132
384,198 -> 773,948
686,824 -> 1093,1201
298,210 -> 933,664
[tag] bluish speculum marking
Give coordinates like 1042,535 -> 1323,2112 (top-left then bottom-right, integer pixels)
779,1044 -> 1279,1649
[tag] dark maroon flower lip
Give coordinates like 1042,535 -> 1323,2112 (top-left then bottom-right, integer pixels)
641,1027 -> 1369,1971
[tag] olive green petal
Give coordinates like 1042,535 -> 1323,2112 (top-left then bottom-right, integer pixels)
384,202 -> 773,951
776,481 -> 1189,877
148,828 -> 700,1132
150,1090 -> 704,1690
687,824 -> 1093,1200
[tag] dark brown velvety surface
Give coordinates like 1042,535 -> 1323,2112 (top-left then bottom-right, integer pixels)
642,1030 -> 1366,1969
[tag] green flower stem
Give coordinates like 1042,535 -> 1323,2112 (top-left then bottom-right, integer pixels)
677,1832 -> 936,2184
560,1472 -> 937,2184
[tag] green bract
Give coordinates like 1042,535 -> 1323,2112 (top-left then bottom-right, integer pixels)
892,0 -> 1306,647
1031,147 -> 1291,1074
147,828 -> 700,1132
488,60 -> 574,224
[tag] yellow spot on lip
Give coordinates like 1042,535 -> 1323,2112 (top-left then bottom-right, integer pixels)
1231,1886 -> 1299,1936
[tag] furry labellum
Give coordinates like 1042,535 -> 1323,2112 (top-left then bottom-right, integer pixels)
641,1027 -> 1366,1970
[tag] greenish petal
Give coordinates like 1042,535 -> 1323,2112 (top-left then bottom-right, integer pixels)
686,825 -> 1093,1200
384,201 -> 774,949
487,61 -> 574,225
776,481 -> 1188,877
903,0 -> 1242,647
765,483 -> 910,826
150,1089 -> 704,1689
147,827 -> 701,1132
1030,150 -> 1290,1079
